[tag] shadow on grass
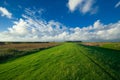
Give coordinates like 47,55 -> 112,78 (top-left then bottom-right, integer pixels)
78,44 -> 120,80
79,44 -> 120,79
79,44 -> 120,68
80,44 -> 120,53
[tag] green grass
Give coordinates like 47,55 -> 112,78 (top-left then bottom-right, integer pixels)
0,43 -> 120,80
0,43 -> 59,62
81,42 -> 120,50
99,42 -> 120,50
78,45 -> 120,80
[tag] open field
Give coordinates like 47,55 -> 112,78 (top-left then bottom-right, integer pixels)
0,43 -> 120,80
81,42 -> 120,50
0,42 -> 59,62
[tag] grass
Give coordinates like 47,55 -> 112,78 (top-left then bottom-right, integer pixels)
0,42 -> 59,51
78,44 -> 120,80
81,42 -> 120,50
100,43 -> 120,50
0,43 -> 119,80
0,42 -> 59,62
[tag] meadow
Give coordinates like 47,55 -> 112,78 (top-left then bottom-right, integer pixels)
81,42 -> 120,50
0,42 -> 120,80
0,42 -> 59,62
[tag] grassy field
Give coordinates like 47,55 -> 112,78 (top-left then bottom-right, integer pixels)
0,43 -> 119,80
81,42 -> 120,50
0,42 -> 59,62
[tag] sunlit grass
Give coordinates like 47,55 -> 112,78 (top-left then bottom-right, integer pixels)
0,43 -> 119,80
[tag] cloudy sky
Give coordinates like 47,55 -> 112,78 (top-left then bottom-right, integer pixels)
0,0 -> 120,42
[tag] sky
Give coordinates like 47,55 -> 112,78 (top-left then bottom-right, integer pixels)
0,0 -> 120,42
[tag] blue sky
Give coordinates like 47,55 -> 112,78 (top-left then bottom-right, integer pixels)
0,0 -> 120,41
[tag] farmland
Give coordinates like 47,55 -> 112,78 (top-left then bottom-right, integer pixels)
81,42 -> 120,50
0,42 -> 59,62
0,42 -> 120,80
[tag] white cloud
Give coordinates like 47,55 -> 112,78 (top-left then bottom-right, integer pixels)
0,8 -> 120,42
115,1 -> 120,8
24,8 -> 44,18
67,0 -> 97,14
67,0 -> 83,12
0,7 -> 12,18
8,19 -> 29,35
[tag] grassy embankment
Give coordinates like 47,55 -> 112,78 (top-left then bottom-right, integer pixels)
0,42 -> 59,62
81,42 -> 120,50
0,43 -> 120,80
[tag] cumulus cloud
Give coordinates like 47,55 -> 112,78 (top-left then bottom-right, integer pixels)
0,7 -> 12,18
0,8 -> 120,42
115,1 -> 120,8
67,0 -> 97,14
0,11 -> 67,41
69,20 -> 120,41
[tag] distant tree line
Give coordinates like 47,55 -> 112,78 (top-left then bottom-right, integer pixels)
0,41 -> 83,44
66,41 -> 82,43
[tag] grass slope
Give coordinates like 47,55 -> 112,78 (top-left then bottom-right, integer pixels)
0,43 -> 59,62
0,43 -> 119,80
100,43 -> 120,50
